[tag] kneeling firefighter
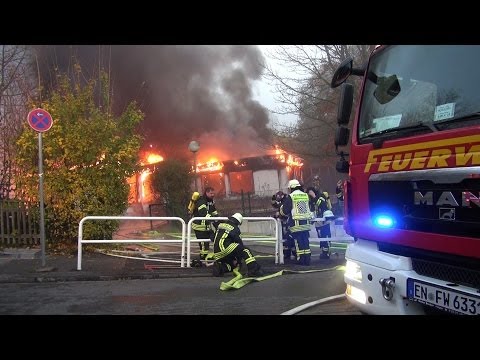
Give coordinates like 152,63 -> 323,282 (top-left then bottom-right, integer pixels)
212,213 -> 264,277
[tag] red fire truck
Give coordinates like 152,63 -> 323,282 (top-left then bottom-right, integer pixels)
331,45 -> 480,315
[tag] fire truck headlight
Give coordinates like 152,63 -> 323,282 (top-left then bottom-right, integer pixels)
345,260 -> 362,282
346,284 -> 367,304
373,214 -> 394,228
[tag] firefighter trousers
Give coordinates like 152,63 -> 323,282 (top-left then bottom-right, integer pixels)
194,230 -> 213,259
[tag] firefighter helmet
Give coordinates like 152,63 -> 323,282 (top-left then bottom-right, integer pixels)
275,191 -> 286,202
288,179 -> 301,189
231,213 -> 243,225
323,210 -> 335,218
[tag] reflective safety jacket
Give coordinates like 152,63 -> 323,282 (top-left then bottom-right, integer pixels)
309,193 -> 330,218
320,190 -> 332,210
192,196 -> 218,232
279,190 -> 313,233
336,185 -> 344,202
212,220 -> 242,260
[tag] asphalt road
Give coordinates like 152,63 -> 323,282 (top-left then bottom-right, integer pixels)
0,266 -> 359,315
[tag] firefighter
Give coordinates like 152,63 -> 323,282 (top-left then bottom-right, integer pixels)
306,186 -> 332,259
212,213 -> 263,277
312,175 -> 333,209
312,177 -> 334,258
279,179 -> 314,265
271,191 -> 296,261
191,187 -> 218,261
335,180 -> 344,202
335,179 -> 345,217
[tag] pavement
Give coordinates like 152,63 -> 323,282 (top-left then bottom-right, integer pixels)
0,247 -> 346,284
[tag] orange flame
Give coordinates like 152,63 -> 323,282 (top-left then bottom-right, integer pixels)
146,153 -> 164,164
271,145 -> 303,167
197,157 -> 224,173
140,169 -> 152,201
286,154 -> 303,167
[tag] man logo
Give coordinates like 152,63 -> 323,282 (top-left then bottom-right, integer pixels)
439,208 -> 455,220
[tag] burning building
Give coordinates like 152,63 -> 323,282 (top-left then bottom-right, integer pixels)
128,146 -> 303,207
194,147 -> 303,198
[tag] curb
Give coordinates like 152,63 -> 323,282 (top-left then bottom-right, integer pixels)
0,271 -> 218,284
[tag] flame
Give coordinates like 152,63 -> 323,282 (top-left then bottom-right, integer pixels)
197,157 -> 224,173
140,169 -> 151,201
233,160 -> 247,167
286,154 -> 303,167
146,153 -> 164,164
138,151 -> 164,166
271,145 -> 303,167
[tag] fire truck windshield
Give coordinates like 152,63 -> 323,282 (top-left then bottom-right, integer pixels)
358,45 -> 480,143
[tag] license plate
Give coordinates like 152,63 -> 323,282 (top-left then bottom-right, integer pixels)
407,278 -> 480,315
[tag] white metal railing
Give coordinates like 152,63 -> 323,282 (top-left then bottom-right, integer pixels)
308,217 -> 354,243
77,215 -> 353,271
186,216 -> 280,267
77,216 -> 186,270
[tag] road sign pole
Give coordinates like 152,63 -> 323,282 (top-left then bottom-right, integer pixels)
38,132 -> 46,267
27,108 -> 53,269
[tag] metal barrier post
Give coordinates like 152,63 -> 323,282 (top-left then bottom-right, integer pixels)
277,218 -> 284,264
77,217 -> 86,270
181,220 -> 186,268
77,216 -> 186,271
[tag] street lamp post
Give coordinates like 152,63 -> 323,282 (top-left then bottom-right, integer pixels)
188,140 -> 200,191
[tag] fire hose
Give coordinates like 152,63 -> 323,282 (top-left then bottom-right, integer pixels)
219,265 -> 344,290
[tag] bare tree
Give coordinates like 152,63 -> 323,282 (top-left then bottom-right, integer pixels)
0,45 -> 37,199
262,45 -> 375,186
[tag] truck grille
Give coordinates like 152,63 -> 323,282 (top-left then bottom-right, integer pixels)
412,258 -> 480,290
368,171 -> 480,239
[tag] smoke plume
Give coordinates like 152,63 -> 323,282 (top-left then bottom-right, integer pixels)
35,45 -> 272,161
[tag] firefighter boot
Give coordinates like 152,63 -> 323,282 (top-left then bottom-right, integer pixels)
297,254 -> 308,266
283,248 -> 292,261
304,254 -> 311,266
212,261 -> 229,277
190,259 -> 203,267
320,242 -> 330,259
320,249 -> 330,260
247,261 -> 264,277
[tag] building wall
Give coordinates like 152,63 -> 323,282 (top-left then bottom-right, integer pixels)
200,173 -> 226,196
278,169 -> 289,193
229,170 -> 254,195
253,169 -> 280,196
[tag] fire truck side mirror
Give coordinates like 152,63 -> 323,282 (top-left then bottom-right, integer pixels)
335,126 -> 350,147
331,57 -> 365,88
331,57 -> 353,88
337,83 -> 354,126
336,157 -> 349,173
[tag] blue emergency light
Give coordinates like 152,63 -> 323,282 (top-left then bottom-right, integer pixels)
373,214 -> 394,228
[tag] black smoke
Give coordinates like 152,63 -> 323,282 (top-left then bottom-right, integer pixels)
34,45 -> 272,160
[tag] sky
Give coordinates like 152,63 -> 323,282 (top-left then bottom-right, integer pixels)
252,45 -> 299,127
